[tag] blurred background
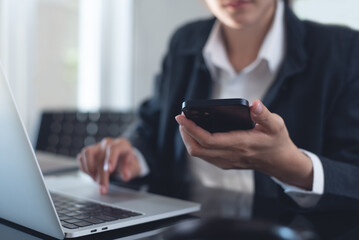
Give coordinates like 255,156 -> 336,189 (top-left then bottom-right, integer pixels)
0,0 -> 358,147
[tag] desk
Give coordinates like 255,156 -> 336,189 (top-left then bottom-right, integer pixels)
1,174 -> 359,240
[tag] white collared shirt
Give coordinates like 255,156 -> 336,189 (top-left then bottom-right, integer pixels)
189,0 -> 324,208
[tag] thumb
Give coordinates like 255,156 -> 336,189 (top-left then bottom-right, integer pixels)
250,100 -> 278,133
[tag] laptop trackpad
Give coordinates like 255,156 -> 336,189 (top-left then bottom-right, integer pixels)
45,172 -> 148,203
44,172 -> 196,215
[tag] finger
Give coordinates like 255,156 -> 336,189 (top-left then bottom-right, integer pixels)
103,145 -> 121,174
78,147 -> 96,177
179,126 -> 245,169
77,153 -> 87,173
105,139 -> 133,173
117,154 -> 141,182
250,100 -> 283,133
178,124 -> 202,156
98,144 -> 121,194
176,114 -> 251,149
179,125 -> 222,160
83,145 -> 101,180
113,142 -> 141,182
99,139 -> 138,192
175,114 -> 210,135
126,155 -> 141,180
97,164 -> 110,195
176,114 -> 215,146
97,144 -> 117,194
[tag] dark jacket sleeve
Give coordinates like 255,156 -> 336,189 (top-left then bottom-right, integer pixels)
122,31 -> 178,178
280,30 -> 359,211
123,58 -> 168,177
316,33 -> 359,210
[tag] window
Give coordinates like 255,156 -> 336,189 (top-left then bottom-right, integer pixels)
293,0 -> 359,30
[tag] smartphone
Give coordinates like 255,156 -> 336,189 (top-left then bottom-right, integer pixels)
182,98 -> 255,133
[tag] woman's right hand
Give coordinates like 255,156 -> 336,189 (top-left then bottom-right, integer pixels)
77,137 -> 142,194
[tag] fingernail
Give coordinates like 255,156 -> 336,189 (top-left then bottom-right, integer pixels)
100,186 -> 107,195
175,116 -> 183,125
126,170 -> 131,179
253,101 -> 263,115
121,170 -> 131,181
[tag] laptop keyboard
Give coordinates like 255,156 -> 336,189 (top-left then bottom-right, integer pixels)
51,192 -> 142,229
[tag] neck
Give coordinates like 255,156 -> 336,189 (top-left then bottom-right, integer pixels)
221,6 -> 276,72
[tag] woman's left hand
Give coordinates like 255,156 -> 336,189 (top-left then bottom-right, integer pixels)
176,100 -> 313,190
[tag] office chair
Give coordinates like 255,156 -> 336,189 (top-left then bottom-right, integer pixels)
35,110 -> 134,158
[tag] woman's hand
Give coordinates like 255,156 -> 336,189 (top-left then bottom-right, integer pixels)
176,100 -> 313,190
77,138 -> 141,194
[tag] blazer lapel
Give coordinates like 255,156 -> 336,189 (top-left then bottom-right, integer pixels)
256,5 -> 309,194
262,4 -> 308,109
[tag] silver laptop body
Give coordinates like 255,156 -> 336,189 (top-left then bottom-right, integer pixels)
35,151 -> 79,175
0,66 -> 200,239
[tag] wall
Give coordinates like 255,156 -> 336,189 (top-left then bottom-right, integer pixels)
131,0 -> 211,108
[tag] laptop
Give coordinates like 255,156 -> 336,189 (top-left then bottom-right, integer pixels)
35,151 -> 79,175
0,66 -> 200,239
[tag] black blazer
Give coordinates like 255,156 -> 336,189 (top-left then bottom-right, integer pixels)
126,4 -> 359,211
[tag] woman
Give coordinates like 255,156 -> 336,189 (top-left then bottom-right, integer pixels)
78,0 -> 359,210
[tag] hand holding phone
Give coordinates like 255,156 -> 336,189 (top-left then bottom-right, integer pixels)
182,98 -> 255,133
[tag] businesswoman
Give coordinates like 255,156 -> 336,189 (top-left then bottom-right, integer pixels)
78,0 -> 359,210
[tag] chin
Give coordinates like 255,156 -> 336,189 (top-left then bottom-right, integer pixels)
223,17 -> 251,30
